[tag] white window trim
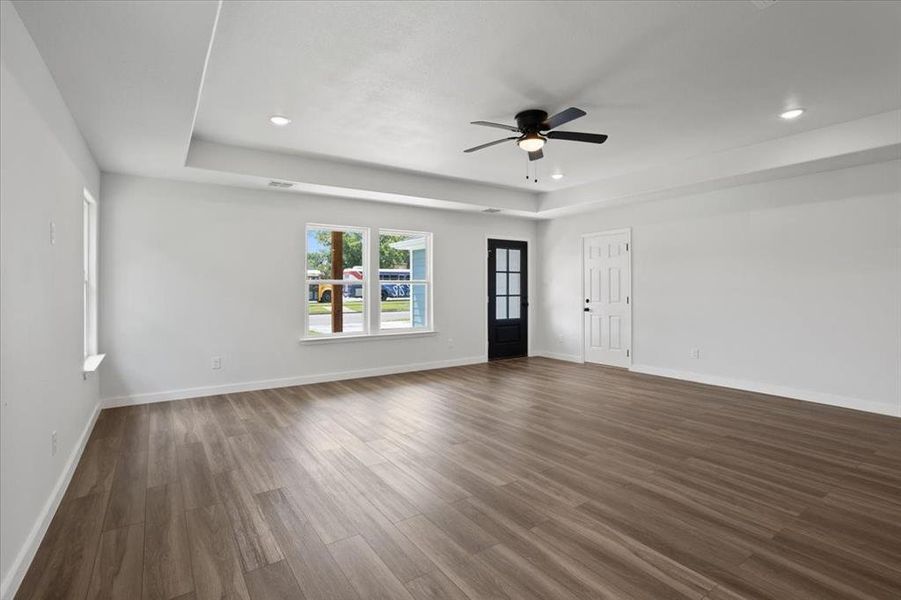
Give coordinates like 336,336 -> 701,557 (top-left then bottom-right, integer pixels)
376,229 -> 433,333
301,225 -> 435,340
299,330 -> 439,344
83,188 -> 104,372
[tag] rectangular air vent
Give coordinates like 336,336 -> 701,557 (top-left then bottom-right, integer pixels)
482,208 -> 502,214
749,0 -> 777,9
268,180 -> 294,188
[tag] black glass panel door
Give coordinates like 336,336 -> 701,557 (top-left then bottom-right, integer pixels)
488,239 -> 527,359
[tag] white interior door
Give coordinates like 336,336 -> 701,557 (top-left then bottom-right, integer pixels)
583,229 -> 631,367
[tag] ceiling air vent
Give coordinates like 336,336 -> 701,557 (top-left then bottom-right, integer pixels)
482,208 -> 502,214
267,180 -> 294,189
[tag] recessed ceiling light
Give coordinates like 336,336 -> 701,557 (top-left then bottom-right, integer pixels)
779,108 -> 805,120
269,115 -> 292,126
551,173 -> 564,180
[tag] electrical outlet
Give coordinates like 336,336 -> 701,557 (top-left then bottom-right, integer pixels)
49,221 -> 56,245
51,431 -> 58,456
689,348 -> 701,359
447,338 -> 454,348
211,356 -> 222,370
557,334 -> 565,344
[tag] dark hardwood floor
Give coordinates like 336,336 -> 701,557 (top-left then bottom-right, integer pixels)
15,357 -> 901,599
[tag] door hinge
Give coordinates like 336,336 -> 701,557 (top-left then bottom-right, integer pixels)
625,242 -> 629,251
626,349 -> 630,357
626,296 -> 630,304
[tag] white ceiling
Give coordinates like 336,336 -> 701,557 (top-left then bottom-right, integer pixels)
12,0 -> 219,177
194,0 -> 901,191
10,0 -> 901,215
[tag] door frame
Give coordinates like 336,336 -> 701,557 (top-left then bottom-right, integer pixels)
485,235 -> 531,360
580,228 -> 632,367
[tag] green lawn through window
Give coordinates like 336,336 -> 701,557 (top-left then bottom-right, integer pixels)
308,300 -> 409,315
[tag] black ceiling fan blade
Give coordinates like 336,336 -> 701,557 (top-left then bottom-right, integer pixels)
471,120 -> 520,132
463,137 -> 517,153
528,148 -> 544,161
541,107 -> 587,130
546,131 -> 608,144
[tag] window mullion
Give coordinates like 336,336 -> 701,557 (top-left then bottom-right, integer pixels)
368,230 -> 379,334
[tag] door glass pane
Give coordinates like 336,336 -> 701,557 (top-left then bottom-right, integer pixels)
508,249 -> 521,272
496,249 -> 507,272
495,273 -> 507,295
496,297 -> 507,320
509,296 -> 521,319
508,273 -> 520,295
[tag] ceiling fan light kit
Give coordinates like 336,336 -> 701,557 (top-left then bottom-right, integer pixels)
464,106 -> 608,168
517,132 -> 546,152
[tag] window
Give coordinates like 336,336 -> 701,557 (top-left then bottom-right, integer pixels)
82,189 -> 102,370
305,225 -> 368,337
303,225 -> 432,338
379,231 -> 431,331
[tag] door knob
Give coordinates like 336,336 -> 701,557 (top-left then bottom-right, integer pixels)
583,308 -> 590,312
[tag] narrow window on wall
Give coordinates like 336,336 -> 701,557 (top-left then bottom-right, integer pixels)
378,230 -> 431,331
305,225 -> 367,337
83,189 -> 98,361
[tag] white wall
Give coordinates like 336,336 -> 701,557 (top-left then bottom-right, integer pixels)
536,160 -> 901,417
101,162 -> 901,417
99,173 -> 537,403
0,1 -> 101,596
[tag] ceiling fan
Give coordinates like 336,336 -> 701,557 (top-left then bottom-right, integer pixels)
463,107 -> 607,161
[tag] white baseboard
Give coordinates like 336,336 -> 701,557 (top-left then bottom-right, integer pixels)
102,355 -> 487,408
629,364 -> 900,418
0,402 -> 102,600
532,350 -> 584,364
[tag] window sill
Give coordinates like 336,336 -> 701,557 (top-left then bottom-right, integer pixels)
83,353 -> 106,373
300,330 -> 438,344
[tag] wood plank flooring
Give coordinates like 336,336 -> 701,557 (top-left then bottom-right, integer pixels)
15,357 -> 901,599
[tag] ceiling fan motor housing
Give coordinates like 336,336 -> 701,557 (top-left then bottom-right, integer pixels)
515,109 -> 549,133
